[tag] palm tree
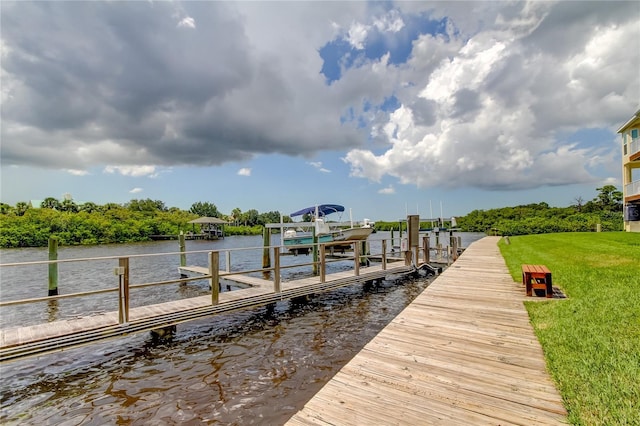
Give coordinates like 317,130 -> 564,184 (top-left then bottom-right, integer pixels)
80,202 -> 98,213
41,197 -> 61,210
60,199 -> 78,213
15,201 -> 29,216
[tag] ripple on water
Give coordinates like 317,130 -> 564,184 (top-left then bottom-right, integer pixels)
1,273 -> 437,425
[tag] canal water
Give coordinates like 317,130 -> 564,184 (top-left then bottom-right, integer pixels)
0,232 -> 484,425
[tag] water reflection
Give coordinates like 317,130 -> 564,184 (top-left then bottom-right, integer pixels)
46,300 -> 59,323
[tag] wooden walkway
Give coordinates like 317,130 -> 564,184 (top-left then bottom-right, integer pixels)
286,236 -> 567,425
0,262 -> 413,362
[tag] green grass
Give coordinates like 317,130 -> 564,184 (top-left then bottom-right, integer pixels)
499,232 -> 640,425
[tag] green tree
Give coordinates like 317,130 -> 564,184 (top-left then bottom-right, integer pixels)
243,209 -> 259,226
80,202 -> 98,213
60,199 -> 78,213
595,185 -> 623,211
190,201 -> 220,218
14,202 -> 30,216
231,207 -> 242,225
0,203 -> 11,214
41,197 -> 61,210
126,199 -> 166,213
257,211 -> 282,225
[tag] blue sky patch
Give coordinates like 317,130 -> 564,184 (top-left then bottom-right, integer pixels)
319,12 -> 449,84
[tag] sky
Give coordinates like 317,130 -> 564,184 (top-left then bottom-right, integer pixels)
1,1 -> 639,221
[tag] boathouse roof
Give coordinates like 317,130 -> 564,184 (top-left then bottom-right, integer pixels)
188,216 -> 228,224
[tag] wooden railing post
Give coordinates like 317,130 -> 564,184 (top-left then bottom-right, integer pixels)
210,251 -> 219,305
354,242 -> 360,276
273,246 -> 281,292
319,244 -> 326,283
117,257 -> 129,324
381,240 -> 387,270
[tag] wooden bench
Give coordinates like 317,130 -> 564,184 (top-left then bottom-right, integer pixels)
521,264 -> 553,298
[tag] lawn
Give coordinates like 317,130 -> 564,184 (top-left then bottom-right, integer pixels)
499,232 -> 640,425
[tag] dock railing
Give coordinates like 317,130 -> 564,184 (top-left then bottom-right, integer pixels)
0,238 -> 408,331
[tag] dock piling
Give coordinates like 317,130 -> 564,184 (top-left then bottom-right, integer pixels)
262,227 -> 271,279
210,251 -> 219,305
381,240 -> 387,270
117,257 -> 130,324
179,232 -> 186,267
273,246 -> 281,292
423,236 -> 430,264
48,237 -> 59,296
179,232 -> 187,280
319,244 -> 326,282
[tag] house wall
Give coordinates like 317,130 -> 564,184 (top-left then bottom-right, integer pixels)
619,110 -> 640,232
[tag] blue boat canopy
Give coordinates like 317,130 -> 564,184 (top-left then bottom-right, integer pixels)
290,204 -> 345,217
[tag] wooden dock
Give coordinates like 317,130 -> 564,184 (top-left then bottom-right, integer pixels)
286,236 -> 567,425
0,261 -> 414,362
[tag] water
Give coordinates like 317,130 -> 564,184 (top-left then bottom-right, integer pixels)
0,232 -> 485,424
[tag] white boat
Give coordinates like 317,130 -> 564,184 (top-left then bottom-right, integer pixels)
330,225 -> 374,242
326,209 -> 374,242
282,204 -> 373,253
283,204 -> 344,254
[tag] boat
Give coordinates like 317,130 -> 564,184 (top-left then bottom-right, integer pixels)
283,204 -> 373,254
330,215 -> 374,241
283,204 -> 342,254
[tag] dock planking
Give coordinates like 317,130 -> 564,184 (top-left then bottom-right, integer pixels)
285,236 -> 567,425
0,261 -> 413,360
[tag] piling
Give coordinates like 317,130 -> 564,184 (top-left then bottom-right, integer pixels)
423,235 -> 430,264
450,235 -> 459,261
390,228 -> 395,250
179,232 -> 187,280
117,257 -> 130,323
312,233 -> 319,275
179,232 -> 186,267
48,237 -> 59,296
210,251 -> 219,305
262,227 -> 271,278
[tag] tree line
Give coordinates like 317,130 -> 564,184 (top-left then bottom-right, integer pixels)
0,199 -> 290,248
456,185 -> 624,235
0,185 -> 624,248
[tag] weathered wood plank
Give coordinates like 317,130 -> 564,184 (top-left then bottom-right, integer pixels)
286,236 -> 567,425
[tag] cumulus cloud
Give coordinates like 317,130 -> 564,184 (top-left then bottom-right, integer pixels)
237,168 -> 251,176
343,1 -> 639,190
1,2 -> 364,173
104,165 -> 158,178
129,187 -> 143,194
1,1 -> 637,195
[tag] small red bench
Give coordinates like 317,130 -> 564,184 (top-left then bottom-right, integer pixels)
521,264 -> 553,298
